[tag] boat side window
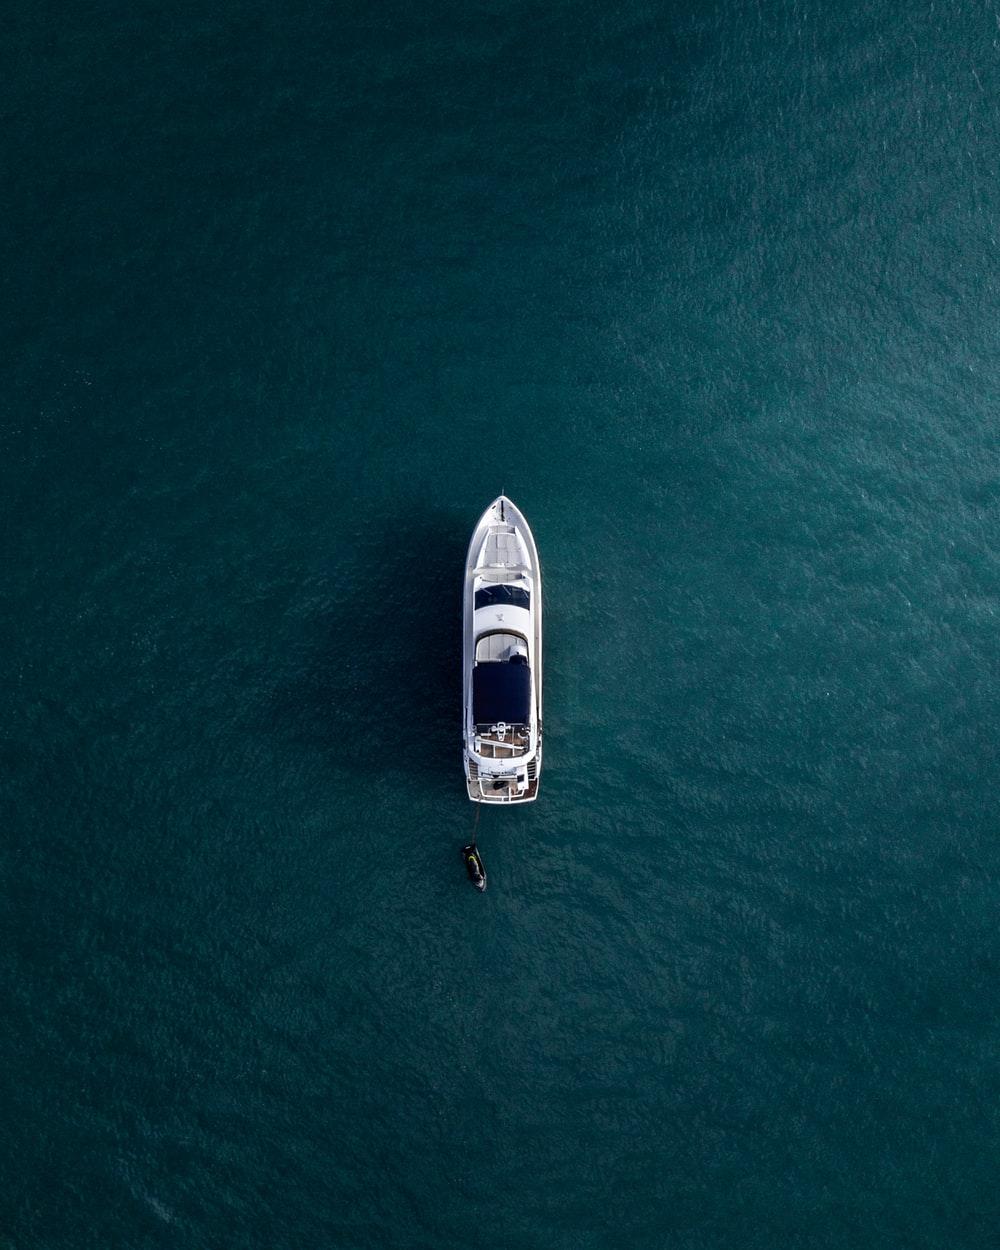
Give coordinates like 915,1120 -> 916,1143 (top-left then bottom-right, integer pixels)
475,585 -> 530,611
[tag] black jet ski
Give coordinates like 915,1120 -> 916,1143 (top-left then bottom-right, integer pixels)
461,843 -> 487,892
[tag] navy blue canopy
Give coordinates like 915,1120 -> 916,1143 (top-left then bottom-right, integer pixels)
472,661 -> 531,724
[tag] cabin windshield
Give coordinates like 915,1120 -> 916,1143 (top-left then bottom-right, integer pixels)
475,585 -> 530,610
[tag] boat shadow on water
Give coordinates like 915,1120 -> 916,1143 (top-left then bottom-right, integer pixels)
271,509 -> 465,786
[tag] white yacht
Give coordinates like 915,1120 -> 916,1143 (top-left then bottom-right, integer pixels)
463,496 -> 542,803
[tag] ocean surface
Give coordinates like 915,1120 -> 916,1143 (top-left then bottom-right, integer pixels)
4,2 -> 1000,1246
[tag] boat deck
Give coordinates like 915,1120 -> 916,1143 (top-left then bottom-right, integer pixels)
480,527 -> 527,571
466,772 -> 540,803
475,633 -> 527,662
475,725 -> 530,758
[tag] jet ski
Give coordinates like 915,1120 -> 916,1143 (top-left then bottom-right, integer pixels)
461,843 -> 487,892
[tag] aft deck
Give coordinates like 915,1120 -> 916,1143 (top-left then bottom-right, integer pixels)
465,756 -> 540,803
474,724 -> 531,759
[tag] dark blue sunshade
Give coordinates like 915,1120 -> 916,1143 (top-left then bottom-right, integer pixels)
472,661 -> 531,724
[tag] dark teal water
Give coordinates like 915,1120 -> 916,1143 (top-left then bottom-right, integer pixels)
4,2 -> 1000,1246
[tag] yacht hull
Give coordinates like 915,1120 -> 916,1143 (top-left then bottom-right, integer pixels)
462,496 -> 542,803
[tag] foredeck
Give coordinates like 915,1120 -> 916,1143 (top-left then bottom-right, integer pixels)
479,527 -> 528,572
